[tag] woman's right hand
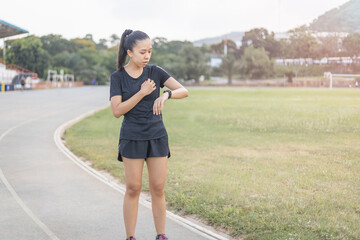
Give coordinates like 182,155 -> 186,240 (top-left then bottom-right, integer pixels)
140,78 -> 156,96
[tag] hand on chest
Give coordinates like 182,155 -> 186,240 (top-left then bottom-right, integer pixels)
122,77 -> 160,102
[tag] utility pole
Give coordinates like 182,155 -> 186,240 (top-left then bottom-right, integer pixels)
2,38 -> 5,62
278,0 -> 281,31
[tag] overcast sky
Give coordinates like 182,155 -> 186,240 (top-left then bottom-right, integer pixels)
0,0 -> 349,43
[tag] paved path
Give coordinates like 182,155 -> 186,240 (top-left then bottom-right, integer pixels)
0,87 -> 225,240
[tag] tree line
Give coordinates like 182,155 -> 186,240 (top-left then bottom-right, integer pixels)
1,27 -> 360,85
211,27 -> 360,83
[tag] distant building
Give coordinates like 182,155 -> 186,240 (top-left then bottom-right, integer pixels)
276,56 -> 360,66
274,31 -> 348,41
208,53 -> 223,67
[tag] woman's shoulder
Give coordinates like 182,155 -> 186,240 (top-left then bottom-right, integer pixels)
148,64 -> 168,73
145,64 -> 156,70
152,65 -> 171,78
110,69 -> 123,79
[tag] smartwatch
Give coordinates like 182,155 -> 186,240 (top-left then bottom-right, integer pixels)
163,90 -> 172,99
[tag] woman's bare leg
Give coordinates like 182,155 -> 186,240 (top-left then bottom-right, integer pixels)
146,156 -> 168,235
123,157 -> 145,238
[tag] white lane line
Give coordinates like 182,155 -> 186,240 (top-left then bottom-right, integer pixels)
0,118 -> 33,141
0,116 -> 60,240
0,168 -> 60,240
54,104 -> 229,240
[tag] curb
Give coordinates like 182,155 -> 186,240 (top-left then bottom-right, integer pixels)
54,104 -> 230,240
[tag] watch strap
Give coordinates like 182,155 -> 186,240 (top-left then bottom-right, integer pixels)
163,90 -> 172,99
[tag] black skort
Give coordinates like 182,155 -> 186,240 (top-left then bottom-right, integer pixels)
118,135 -> 171,162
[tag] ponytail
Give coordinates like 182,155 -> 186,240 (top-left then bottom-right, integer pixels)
116,29 -> 150,70
117,29 -> 133,70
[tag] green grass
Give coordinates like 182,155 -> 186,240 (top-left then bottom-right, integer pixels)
65,87 -> 360,240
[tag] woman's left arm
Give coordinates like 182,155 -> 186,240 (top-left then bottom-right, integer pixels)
153,77 -> 189,115
163,77 -> 189,99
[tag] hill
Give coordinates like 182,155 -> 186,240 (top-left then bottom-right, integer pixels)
193,31 -> 244,47
193,0 -> 360,47
309,0 -> 360,33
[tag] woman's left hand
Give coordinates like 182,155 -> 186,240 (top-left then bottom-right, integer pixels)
153,93 -> 169,115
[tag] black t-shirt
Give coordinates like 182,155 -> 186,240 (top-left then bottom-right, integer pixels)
109,64 -> 171,140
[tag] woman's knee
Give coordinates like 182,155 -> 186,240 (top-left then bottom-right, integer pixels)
150,182 -> 165,197
123,157 -> 144,197
126,183 -> 142,197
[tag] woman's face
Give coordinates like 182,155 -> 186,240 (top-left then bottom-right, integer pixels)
127,38 -> 152,68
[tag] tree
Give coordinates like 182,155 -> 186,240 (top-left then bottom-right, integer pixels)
52,51 -> 72,68
221,54 -> 236,85
6,36 -> 50,78
278,39 -> 292,58
210,39 -> 237,55
342,33 -> 360,57
240,28 -> 281,58
151,52 -> 185,80
77,47 -> 98,67
284,71 -> 296,83
150,38 -> 194,80
71,38 -> 97,51
91,65 -> 109,85
152,37 -> 192,56
96,38 -> 108,50
84,34 -> 94,42
316,35 -> 340,57
68,53 -> 87,73
178,44 -> 209,84
152,37 -> 169,56
210,39 -> 238,84
288,26 -> 319,58
40,34 -> 77,56
110,34 -> 120,47
101,48 -> 118,73
239,45 -> 274,79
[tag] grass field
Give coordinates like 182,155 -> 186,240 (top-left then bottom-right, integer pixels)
65,87 -> 360,240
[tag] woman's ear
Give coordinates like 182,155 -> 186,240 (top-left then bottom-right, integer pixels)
127,49 -> 133,58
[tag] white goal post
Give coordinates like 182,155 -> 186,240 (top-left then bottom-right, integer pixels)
324,72 -> 360,89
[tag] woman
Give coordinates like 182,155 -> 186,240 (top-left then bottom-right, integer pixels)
109,29 -> 189,240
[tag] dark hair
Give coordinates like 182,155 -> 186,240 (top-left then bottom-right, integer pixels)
117,29 -> 150,70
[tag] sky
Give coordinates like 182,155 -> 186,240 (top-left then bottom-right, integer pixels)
0,0 -> 350,43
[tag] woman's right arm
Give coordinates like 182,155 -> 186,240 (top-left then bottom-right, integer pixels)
110,91 -> 145,118
110,79 -> 156,118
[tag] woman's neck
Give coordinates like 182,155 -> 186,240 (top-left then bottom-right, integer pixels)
125,61 -> 142,73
